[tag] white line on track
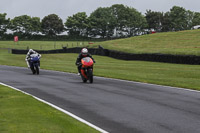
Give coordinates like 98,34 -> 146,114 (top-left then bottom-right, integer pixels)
0,82 -> 109,133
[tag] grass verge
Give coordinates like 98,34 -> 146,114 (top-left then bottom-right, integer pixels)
0,84 -> 99,133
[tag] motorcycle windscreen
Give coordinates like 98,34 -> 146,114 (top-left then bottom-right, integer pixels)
30,54 -> 39,62
81,57 -> 93,67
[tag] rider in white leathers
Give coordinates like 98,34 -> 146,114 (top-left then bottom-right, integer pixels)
25,49 -> 41,68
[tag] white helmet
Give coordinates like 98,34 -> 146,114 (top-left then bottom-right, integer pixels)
81,48 -> 88,55
29,49 -> 35,54
29,49 -> 33,53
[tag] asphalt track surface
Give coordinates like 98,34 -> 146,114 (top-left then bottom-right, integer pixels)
1,65 -> 200,133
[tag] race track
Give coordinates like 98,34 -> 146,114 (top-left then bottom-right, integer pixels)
0,65 -> 200,133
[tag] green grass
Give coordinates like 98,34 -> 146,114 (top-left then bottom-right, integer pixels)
1,49 -> 200,90
0,41 -> 90,50
2,29 -> 200,55
0,84 -> 99,133
89,29 -> 200,55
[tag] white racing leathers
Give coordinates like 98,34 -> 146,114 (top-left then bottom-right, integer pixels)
25,51 -> 41,68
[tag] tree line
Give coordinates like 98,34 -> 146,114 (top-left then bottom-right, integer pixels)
1,4 -> 200,40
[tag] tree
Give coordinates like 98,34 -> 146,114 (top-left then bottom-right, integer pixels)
110,4 -> 147,37
110,4 -> 128,37
65,12 -> 89,37
0,13 -> 9,38
30,17 -> 41,34
10,15 -> 41,36
192,12 -> 200,26
125,6 -> 147,36
145,10 -> 163,32
161,12 -> 171,32
185,10 -> 194,30
88,4 -> 147,38
41,14 -> 64,37
10,15 -> 32,35
169,6 -> 188,31
89,7 -> 116,38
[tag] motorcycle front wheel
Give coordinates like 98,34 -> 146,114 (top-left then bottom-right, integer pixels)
88,69 -> 93,83
81,74 -> 87,83
89,75 -> 93,83
31,66 -> 36,74
35,66 -> 39,75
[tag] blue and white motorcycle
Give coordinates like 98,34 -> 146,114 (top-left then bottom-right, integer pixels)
29,54 -> 40,75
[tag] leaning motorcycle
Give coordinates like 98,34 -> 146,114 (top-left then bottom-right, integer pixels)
29,54 -> 40,75
80,57 -> 94,83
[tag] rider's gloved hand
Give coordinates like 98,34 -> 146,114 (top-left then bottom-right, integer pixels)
76,62 -> 81,66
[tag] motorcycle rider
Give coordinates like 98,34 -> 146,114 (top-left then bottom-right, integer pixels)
75,48 -> 95,75
25,49 -> 41,68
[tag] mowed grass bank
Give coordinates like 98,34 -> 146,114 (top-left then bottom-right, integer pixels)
0,41 -> 90,50
1,30 -> 200,56
0,84 -> 99,133
1,49 -> 200,90
91,29 -> 200,55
